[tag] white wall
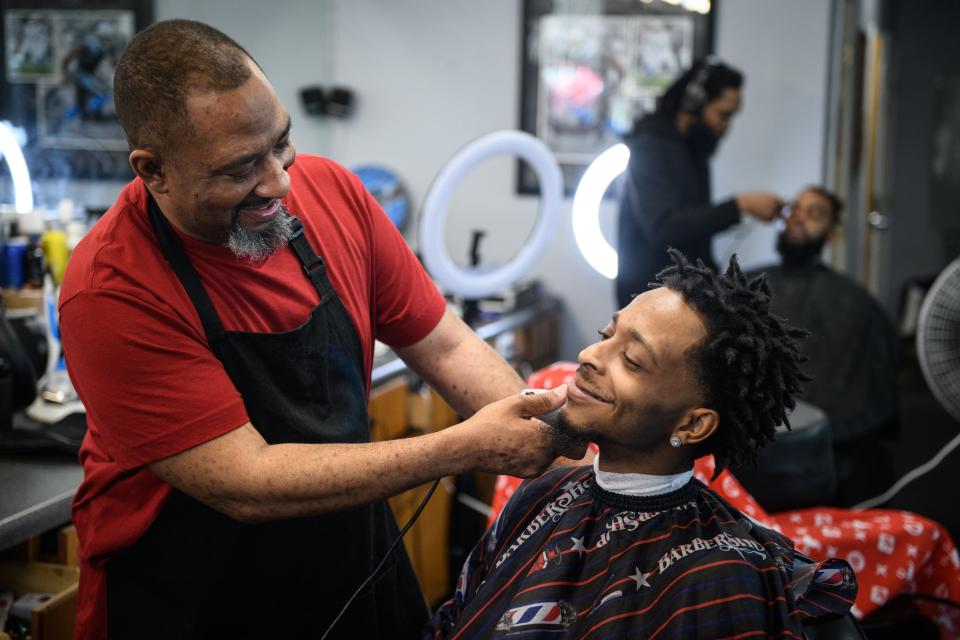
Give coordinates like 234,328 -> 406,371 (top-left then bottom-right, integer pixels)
711,0 -> 833,271
329,1 -> 612,360
156,0 -> 335,155
328,0 -> 832,360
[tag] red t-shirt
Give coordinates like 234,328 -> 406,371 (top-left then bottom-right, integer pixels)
59,155 -> 446,639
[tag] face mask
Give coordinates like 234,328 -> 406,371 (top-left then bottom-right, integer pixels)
686,120 -> 721,157
776,231 -> 828,266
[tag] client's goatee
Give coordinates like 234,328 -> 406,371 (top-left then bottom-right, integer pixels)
541,409 -> 590,460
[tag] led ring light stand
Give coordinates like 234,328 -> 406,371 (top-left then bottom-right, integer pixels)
0,121 -> 34,214
571,143 -> 629,280
419,130 -> 563,301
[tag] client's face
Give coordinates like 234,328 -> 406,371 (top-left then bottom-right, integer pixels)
558,288 -> 708,463
776,190 -> 835,265
782,190 -> 834,245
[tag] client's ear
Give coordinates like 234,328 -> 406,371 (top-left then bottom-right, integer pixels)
673,408 -> 719,446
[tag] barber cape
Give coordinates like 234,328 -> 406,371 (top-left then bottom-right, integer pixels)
433,466 -> 856,639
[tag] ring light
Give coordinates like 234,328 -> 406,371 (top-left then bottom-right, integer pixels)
419,131 -> 562,299
0,121 -> 34,213
571,143 -> 629,280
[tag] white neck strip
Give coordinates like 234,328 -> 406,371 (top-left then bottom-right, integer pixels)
593,455 -> 693,497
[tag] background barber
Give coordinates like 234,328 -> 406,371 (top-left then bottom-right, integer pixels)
616,57 -> 782,307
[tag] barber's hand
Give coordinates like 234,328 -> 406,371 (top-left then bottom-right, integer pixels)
451,385 -> 573,478
736,192 -> 783,222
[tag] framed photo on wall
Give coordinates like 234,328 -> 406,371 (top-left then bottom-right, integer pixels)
518,0 -> 716,195
0,0 -> 152,181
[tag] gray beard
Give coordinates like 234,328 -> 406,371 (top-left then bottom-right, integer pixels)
227,204 -> 295,261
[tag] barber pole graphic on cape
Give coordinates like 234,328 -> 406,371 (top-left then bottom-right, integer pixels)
495,601 -> 577,633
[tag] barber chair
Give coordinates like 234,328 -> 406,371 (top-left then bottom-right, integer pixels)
732,399 -> 835,513
802,613 -> 868,640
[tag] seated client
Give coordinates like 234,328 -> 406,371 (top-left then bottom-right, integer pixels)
752,186 -> 899,505
433,251 -> 857,639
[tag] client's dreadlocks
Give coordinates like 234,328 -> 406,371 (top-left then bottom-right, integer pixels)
653,249 -> 810,477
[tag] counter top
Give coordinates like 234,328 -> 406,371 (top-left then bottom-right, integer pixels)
0,452 -> 83,551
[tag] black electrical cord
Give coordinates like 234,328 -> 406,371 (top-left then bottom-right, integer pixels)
320,477 -> 441,640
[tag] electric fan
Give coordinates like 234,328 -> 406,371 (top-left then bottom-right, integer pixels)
917,256 -> 960,422
856,256 -> 960,509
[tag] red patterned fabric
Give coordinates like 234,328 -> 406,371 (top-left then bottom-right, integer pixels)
491,362 -> 960,636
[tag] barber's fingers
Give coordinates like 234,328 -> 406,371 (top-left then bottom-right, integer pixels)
772,197 -> 787,215
765,196 -> 786,218
516,385 -> 568,418
457,386 -> 572,477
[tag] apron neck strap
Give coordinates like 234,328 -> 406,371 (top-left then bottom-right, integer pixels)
147,195 -> 228,346
287,218 -> 331,298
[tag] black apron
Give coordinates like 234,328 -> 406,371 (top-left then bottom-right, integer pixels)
104,199 -> 428,639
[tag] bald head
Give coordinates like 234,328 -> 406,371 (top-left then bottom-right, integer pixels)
114,19 -> 258,154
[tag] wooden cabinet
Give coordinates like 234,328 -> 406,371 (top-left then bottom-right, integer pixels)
369,382 -> 460,606
0,556 -> 78,640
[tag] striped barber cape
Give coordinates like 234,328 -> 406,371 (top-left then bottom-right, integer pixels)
432,466 -> 856,640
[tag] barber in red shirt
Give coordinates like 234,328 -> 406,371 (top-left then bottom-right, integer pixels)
60,19 -> 572,640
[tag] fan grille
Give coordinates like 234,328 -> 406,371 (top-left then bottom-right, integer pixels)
917,257 -> 960,423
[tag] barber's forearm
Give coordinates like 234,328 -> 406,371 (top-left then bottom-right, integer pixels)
244,433 -> 466,520
652,200 -> 740,247
396,308 -> 525,417
217,428 -> 470,522
151,385 -> 568,523
418,335 -> 525,417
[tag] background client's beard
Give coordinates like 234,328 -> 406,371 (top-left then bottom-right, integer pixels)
228,204 -> 295,261
776,232 -> 828,266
